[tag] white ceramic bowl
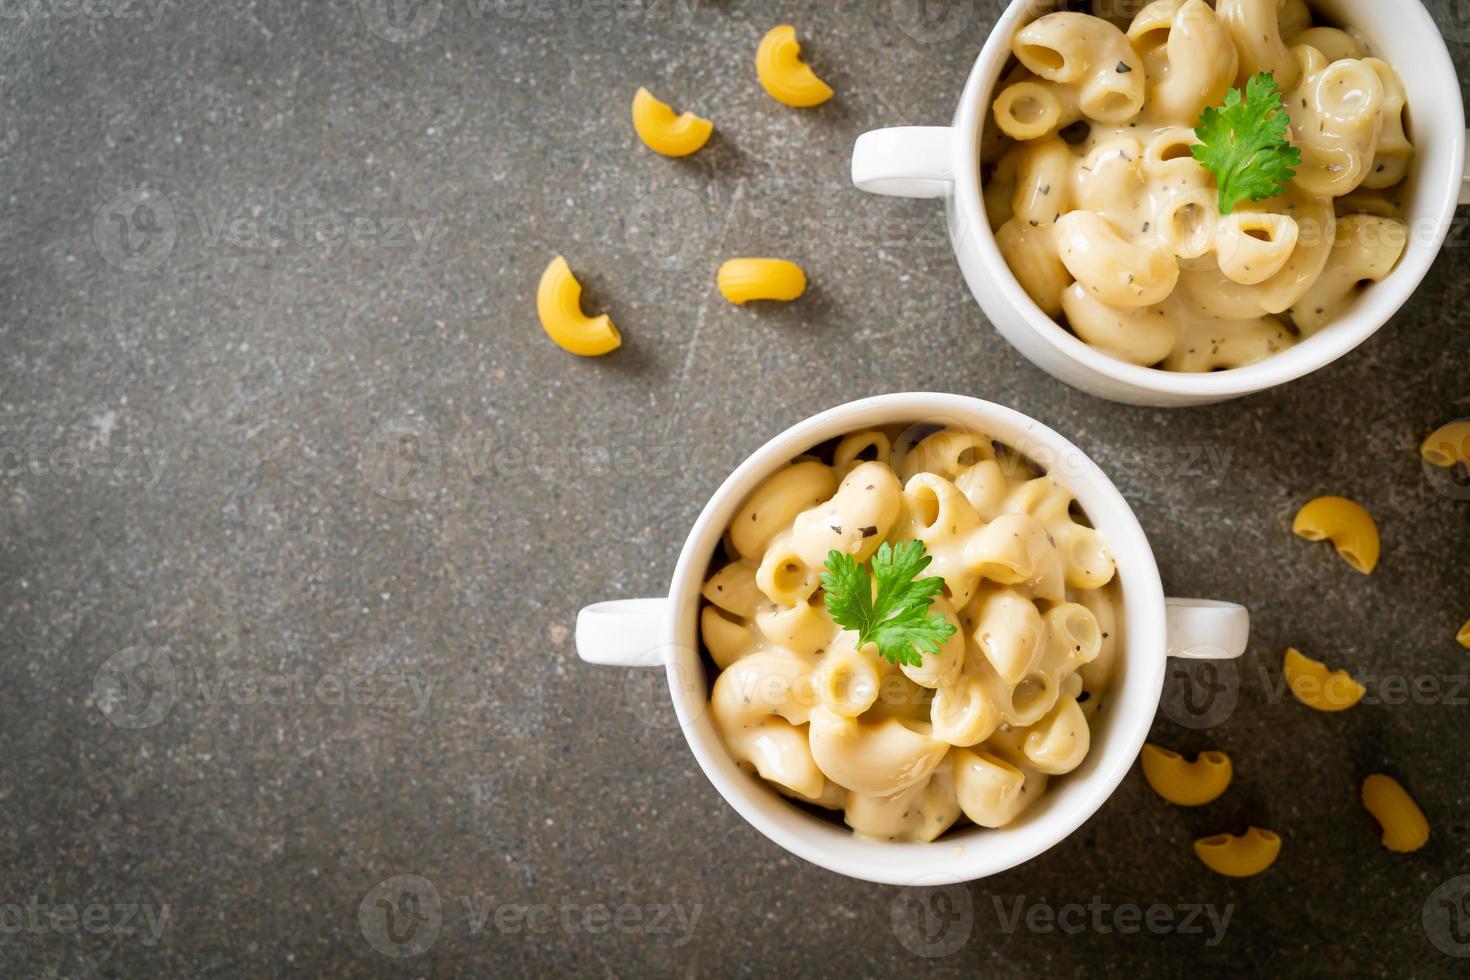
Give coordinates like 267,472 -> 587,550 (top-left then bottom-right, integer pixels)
576,393 -> 1248,885
852,0 -> 1468,406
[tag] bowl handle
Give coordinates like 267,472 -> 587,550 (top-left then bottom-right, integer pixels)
1460,132 -> 1470,205
851,127 -> 954,199
575,598 -> 668,668
1165,598 -> 1249,661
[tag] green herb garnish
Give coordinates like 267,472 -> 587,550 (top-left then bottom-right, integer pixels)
1191,72 -> 1301,215
820,540 -> 957,667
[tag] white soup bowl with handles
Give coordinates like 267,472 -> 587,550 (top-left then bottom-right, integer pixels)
576,393 -> 1248,885
851,0 -> 1468,407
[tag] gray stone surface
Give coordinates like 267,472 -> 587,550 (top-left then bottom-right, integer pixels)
1,0 -> 1468,975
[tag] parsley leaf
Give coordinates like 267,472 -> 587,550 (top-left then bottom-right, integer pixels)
820,540 -> 957,668
1191,72 -> 1301,215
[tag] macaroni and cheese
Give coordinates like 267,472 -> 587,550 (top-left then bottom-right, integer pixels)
701,425 -> 1120,841
984,0 -> 1413,371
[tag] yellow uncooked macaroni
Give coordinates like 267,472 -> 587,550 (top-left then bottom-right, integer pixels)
1292,496 -> 1380,574
717,259 -> 807,304
755,25 -> 833,108
1459,619 -> 1470,650
702,425 -> 1120,841
983,1 -> 1413,371
1140,745 -> 1232,806
1283,647 -> 1365,712
536,256 -> 621,357
1361,774 -> 1429,852
630,87 -> 713,158
1420,421 -> 1470,469
1194,827 -> 1282,877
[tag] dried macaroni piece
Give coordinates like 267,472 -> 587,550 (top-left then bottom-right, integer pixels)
755,25 -> 832,108
1194,827 -> 1282,877
630,87 -> 713,157
1140,745 -> 1232,805
536,256 -> 621,357
1282,647 -> 1365,712
1361,774 -> 1429,852
717,259 -> 807,304
1421,421 -> 1470,469
1292,496 -> 1380,574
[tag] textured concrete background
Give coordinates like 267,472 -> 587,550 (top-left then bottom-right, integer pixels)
1,0 -> 1468,975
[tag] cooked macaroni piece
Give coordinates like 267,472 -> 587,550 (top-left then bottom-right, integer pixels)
1140,745 -> 1232,805
717,258 -> 808,304
703,426 -> 1120,841
985,1 -> 1414,371
755,25 -> 833,108
1194,827 -> 1282,877
1282,646 -> 1365,712
1420,420 -> 1470,470
1361,774 -> 1429,852
631,87 -> 713,158
1292,495 -> 1380,574
536,256 -> 621,357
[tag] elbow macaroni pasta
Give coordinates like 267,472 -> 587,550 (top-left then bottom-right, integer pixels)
1140,745 -> 1232,805
1361,774 -> 1429,852
1292,495 -> 1380,574
717,259 -> 808,304
536,256 -> 622,357
756,25 -> 833,108
1420,421 -> 1470,470
1194,827 -> 1282,877
704,426 -> 1120,841
1288,215 -> 1408,336
1283,647 -> 1365,712
984,0 -> 1413,370
1458,620 -> 1470,650
630,87 -> 713,157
